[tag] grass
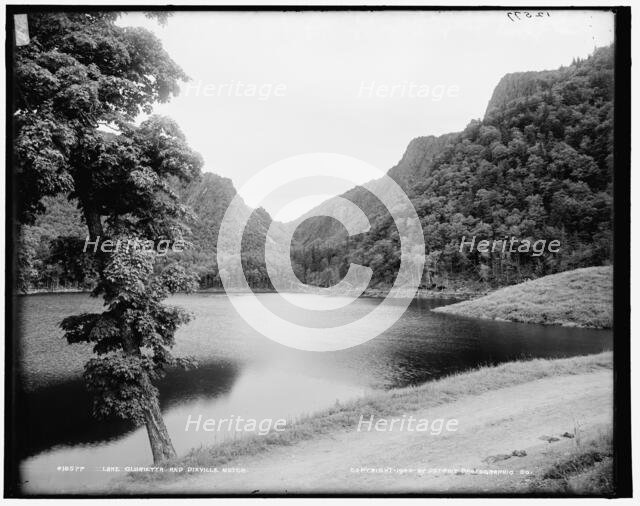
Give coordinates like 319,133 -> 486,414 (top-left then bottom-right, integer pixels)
529,429 -> 614,495
120,351 -> 612,485
432,266 -> 612,328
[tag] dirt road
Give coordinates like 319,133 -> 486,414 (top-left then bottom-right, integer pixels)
118,369 -> 612,494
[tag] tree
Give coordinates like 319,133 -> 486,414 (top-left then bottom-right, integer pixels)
13,12 -> 203,463
62,247 -> 199,462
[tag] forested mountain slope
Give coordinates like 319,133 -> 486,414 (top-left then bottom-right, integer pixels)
291,133 -> 459,247
292,46 -> 613,289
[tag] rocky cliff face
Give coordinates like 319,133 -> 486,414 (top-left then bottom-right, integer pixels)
484,67 -> 569,118
178,172 -> 292,256
387,133 -> 458,186
178,172 -> 243,251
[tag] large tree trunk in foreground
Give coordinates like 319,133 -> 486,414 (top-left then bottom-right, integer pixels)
83,207 -> 177,464
144,398 -> 177,464
137,347 -> 177,464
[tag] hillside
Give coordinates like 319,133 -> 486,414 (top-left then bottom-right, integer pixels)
177,172 -> 290,289
484,68 -> 566,117
16,173 -> 287,291
291,133 -> 459,247
433,266 -> 612,328
17,46 -> 614,294
292,46 -> 614,290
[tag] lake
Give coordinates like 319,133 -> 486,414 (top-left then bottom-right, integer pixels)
14,292 -> 612,493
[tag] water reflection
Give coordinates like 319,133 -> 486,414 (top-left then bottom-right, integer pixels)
20,367 -> 364,494
16,293 -> 612,493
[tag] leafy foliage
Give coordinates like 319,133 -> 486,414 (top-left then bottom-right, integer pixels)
14,11 -> 189,223
14,11 -> 203,460
61,245 -> 198,422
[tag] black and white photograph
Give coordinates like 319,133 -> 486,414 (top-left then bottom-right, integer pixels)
4,3 -> 632,498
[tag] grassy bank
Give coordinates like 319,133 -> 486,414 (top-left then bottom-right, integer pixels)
432,266 -> 612,328
121,351 -> 612,486
529,429 -> 614,495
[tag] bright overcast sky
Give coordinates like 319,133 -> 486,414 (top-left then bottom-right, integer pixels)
119,10 -> 614,221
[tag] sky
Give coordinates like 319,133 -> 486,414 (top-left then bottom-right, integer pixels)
119,10 -> 614,221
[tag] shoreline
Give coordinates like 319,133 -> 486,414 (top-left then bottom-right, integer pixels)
113,351 -> 612,494
19,286 -> 485,301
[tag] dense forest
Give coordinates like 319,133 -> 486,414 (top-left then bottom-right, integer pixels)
17,46 -> 613,293
291,45 -> 614,290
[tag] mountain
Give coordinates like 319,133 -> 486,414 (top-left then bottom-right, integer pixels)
178,172 -> 278,254
16,172 -> 288,291
291,132 -> 459,247
18,45 -> 614,293
177,172 -> 290,289
291,45 -> 614,290
387,133 -> 461,186
484,69 -> 560,117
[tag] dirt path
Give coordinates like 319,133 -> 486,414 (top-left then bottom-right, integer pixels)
118,370 -> 612,494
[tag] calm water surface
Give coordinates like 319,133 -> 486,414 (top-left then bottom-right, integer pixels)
15,292 -> 612,493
